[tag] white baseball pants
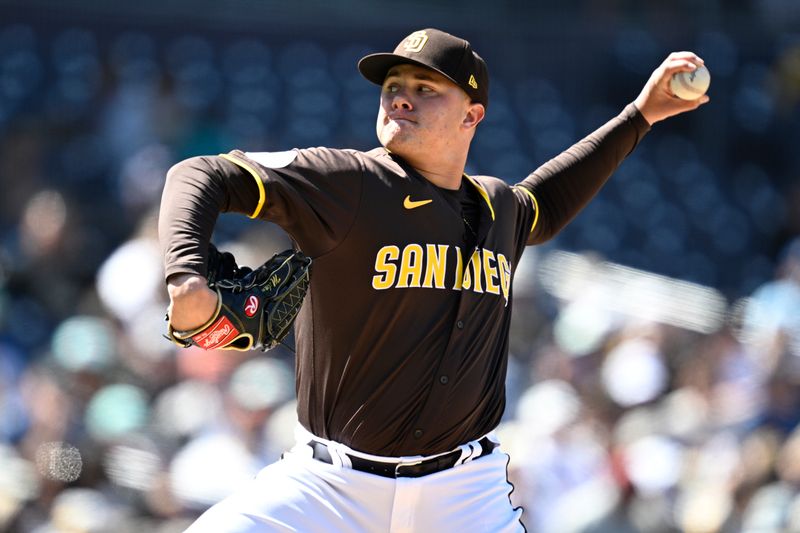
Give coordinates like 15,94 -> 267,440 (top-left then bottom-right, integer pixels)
184,429 -> 525,533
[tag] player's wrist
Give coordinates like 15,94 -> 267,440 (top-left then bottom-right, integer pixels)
167,275 -> 218,331
630,100 -> 653,126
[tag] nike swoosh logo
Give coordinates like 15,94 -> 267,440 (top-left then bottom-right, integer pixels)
404,196 -> 433,209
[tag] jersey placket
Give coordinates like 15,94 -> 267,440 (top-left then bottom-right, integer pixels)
398,193 -> 496,449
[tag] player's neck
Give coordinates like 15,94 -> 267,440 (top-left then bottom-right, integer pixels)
415,168 -> 463,190
402,152 -> 467,191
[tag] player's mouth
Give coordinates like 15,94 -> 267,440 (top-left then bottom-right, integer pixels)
387,113 -> 416,125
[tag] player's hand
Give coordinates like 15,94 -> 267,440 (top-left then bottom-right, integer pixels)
167,273 -> 219,331
633,52 -> 710,125
165,249 -> 312,351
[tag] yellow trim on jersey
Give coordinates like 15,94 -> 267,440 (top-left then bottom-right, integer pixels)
463,174 -> 495,221
515,186 -> 540,234
219,153 -> 266,219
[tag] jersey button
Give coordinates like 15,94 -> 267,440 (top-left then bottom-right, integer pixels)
413,429 -> 423,439
456,320 -> 464,329
439,375 -> 449,385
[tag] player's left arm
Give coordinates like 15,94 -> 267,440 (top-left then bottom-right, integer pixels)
514,52 -> 709,245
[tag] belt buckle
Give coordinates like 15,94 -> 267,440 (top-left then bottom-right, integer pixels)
395,458 -> 424,478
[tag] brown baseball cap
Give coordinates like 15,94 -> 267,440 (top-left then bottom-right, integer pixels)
358,28 -> 489,108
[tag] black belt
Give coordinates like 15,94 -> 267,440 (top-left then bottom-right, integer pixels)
307,436 -> 497,479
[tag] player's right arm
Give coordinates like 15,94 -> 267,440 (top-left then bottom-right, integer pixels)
159,148 -> 364,332
159,155 -> 263,331
166,274 -> 218,331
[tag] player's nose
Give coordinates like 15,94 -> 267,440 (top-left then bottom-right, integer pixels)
391,91 -> 413,110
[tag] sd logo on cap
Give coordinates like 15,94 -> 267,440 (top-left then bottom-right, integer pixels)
403,31 -> 429,53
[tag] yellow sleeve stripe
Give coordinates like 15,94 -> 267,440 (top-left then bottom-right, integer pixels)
463,174 -> 495,220
219,153 -> 266,219
516,186 -> 540,234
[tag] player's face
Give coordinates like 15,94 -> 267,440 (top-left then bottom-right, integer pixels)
376,64 -> 473,160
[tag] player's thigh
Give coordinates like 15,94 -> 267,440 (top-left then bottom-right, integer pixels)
416,452 -> 525,533
185,454 -> 394,533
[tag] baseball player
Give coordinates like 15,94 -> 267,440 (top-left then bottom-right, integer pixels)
160,28 -> 708,532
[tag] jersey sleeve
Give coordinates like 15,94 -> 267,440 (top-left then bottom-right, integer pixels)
159,154 -> 262,281
158,147 -> 363,282
222,147 -> 364,256
515,102 -> 651,245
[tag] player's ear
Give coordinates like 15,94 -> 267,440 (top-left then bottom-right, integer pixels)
462,102 -> 485,130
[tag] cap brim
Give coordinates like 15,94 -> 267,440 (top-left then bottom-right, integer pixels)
357,53 -> 461,89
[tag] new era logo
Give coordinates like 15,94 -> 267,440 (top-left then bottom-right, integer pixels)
468,75 -> 478,89
403,31 -> 428,53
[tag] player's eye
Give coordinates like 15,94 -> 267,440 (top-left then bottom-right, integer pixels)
383,83 -> 400,93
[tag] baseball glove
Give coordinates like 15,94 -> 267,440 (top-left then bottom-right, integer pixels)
167,244 -> 311,351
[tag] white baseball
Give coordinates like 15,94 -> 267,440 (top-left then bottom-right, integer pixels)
670,65 -> 711,100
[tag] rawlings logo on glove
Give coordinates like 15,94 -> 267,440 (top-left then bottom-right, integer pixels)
166,244 -> 311,351
244,296 -> 259,317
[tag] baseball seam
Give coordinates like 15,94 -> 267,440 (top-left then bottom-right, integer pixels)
677,74 -> 705,96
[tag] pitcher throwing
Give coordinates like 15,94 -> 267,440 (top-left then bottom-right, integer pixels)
159,28 -> 708,532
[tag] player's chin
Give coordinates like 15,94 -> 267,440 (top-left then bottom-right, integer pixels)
378,127 -> 410,152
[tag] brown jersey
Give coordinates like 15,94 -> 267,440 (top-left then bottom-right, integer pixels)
159,103 -> 650,456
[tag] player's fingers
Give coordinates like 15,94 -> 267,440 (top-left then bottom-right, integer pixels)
661,59 -> 704,77
666,51 -> 705,65
671,95 -> 710,114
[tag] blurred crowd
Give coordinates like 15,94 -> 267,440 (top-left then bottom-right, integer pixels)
1,5 -> 800,533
